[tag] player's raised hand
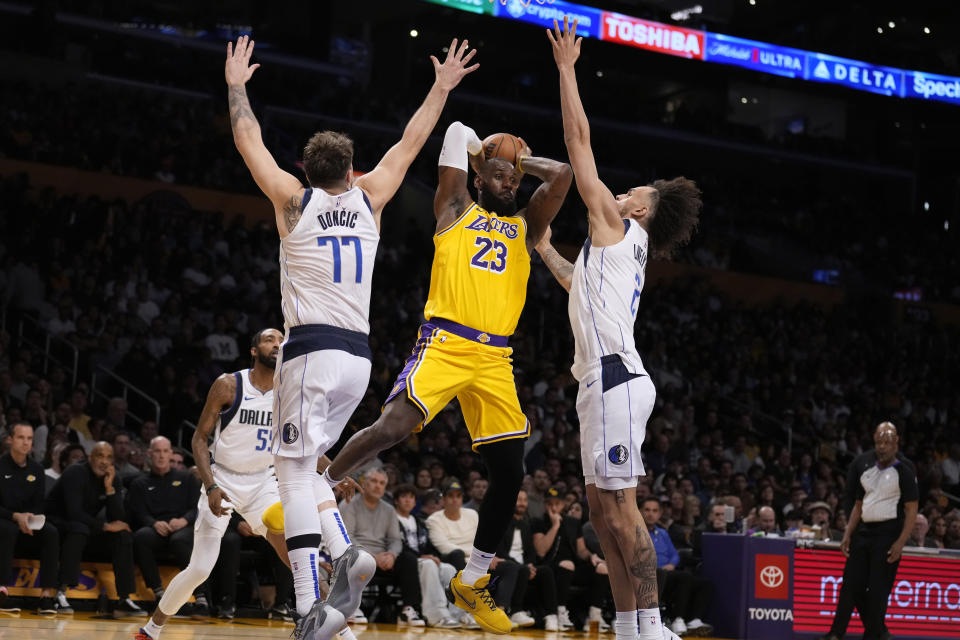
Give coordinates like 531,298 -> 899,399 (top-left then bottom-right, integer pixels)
225,35 -> 261,87
547,16 -> 582,68
431,38 -> 479,92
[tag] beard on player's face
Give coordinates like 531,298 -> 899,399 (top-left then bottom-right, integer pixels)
478,189 -> 518,216
256,349 -> 278,370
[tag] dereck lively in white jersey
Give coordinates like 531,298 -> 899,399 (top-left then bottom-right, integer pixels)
568,218 -> 649,383
537,17 -> 703,640
222,34 -> 480,639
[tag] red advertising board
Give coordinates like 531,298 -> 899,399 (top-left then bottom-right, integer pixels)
794,549 -> 960,637
599,12 -> 704,60
755,553 -> 790,600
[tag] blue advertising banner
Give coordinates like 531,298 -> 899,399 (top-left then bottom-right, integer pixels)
745,537 -> 795,640
705,33 -> 806,79
491,0 -> 602,38
805,52 -> 905,97
420,0 -> 960,106
906,70 -> 960,106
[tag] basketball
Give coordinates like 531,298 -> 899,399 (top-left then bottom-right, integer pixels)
482,132 -> 526,166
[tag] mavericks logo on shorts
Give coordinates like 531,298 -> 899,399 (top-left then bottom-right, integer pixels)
608,444 -> 629,465
282,422 -> 300,444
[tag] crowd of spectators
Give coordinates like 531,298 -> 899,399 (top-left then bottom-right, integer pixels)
1,166 -> 959,621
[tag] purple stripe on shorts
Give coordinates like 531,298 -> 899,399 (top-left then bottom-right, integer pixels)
384,324 -> 437,416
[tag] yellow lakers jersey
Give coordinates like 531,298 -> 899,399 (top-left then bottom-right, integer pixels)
423,202 -> 530,337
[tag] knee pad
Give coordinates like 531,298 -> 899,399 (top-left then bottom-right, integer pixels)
262,501 -> 285,535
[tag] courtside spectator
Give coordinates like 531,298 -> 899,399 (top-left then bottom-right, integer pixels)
45,442 -> 144,618
127,436 -> 199,600
340,468 -> 422,625
0,424 -> 61,613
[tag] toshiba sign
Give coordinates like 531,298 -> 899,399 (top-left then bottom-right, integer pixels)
600,13 -> 704,59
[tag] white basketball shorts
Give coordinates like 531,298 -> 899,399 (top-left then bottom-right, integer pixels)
272,325 -> 372,459
195,465 -> 279,538
577,354 -> 655,490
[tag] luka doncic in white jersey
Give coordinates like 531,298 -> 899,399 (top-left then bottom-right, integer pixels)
279,186 -> 379,335
212,368 -> 274,473
568,218 -> 649,381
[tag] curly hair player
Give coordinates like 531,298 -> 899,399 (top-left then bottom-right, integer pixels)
538,18 -> 702,640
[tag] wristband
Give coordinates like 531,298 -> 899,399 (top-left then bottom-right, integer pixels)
206,484 -> 220,495
517,154 -> 527,173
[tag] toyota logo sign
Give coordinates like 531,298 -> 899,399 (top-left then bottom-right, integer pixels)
760,565 -> 784,588
755,553 -> 789,599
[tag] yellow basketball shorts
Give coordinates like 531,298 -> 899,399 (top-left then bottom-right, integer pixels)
385,320 -> 529,450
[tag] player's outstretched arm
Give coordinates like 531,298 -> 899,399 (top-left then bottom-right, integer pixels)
192,373 -> 236,517
535,226 -> 573,292
516,146 -> 573,251
547,18 -> 622,245
356,38 -> 479,223
434,120 -> 484,230
225,36 -> 304,237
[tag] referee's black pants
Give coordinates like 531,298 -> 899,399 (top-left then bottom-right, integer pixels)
829,523 -> 900,640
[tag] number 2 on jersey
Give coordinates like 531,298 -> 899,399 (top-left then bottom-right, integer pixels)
470,236 -> 507,273
317,236 -> 362,283
630,274 -> 641,316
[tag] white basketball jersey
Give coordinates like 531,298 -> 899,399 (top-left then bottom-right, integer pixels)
279,187 -> 379,334
569,219 -> 649,382
211,369 -> 275,473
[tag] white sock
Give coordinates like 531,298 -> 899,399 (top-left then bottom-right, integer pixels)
142,619 -> 164,638
614,611 -> 637,640
637,608 -> 662,640
289,547 -> 321,616
319,508 -> 351,559
460,547 -> 495,586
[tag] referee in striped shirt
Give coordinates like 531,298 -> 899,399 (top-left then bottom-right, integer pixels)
820,422 -> 918,640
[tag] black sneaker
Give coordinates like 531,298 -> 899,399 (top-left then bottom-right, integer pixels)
0,587 -> 20,613
269,603 -> 294,621
218,603 -> 236,620
37,597 -> 56,615
113,598 -> 148,618
181,598 -> 210,619
54,590 -> 74,614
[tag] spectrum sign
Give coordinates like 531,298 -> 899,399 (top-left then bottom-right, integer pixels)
424,0 -> 960,107
794,548 -> 960,637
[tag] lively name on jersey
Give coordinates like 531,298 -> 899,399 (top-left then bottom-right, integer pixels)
238,408 -> 272,427
317,208 -> 358,231
634,244 -> 647,269
465,214 -> 520,239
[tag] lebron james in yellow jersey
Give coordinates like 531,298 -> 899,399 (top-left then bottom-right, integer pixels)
323,121 -> 571,633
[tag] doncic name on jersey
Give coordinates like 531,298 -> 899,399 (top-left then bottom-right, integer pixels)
317,207 -> 359,230
237,408 -> 272,427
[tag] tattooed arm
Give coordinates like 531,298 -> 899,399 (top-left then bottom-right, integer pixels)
534,226 -> 574,292
225,36 -> 304,237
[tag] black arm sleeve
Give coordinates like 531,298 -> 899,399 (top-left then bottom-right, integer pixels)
62,468 -> 103,530
105,475 -> 126,523
844,456 -> 864,513
29,465 -> 45,514
898,458 -> 919,502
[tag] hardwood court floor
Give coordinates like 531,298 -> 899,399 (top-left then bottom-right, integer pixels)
0,612 -> 713,640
